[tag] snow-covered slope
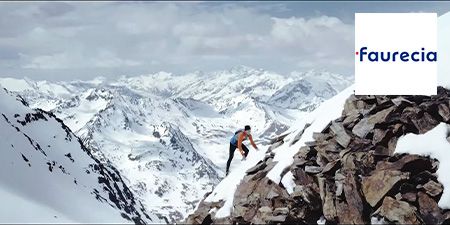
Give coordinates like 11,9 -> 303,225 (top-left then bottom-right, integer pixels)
0,67 -> 351,222
0,87 -> 155,223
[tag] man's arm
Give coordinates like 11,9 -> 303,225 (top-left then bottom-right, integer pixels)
237,132 -> 245,156
249,134 -> 258,149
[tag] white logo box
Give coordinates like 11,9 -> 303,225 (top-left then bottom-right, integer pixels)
355,13 -> 437,95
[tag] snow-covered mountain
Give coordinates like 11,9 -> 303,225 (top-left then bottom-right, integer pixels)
0,66 -> 351,222
267,71 -> 351,110
0,87 -> 156,223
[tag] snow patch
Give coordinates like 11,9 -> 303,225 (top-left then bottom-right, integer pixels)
281,171 -> 295,194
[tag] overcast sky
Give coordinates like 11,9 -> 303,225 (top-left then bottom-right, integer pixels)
1,1 -> 450,81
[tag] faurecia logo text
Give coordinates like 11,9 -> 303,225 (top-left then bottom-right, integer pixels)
356,47 -> 437,62
355,13 -> 437,95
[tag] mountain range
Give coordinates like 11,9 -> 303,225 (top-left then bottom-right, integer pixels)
0,66 -> 352,222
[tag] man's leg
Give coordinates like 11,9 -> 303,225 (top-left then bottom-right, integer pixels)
226,144 -> 237,174
242,144 -> 250,157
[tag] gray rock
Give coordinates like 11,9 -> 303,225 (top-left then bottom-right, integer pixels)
417,191 -> 444,224
362,170 -> 409,207
438,103 -> 450,122
421,180 -> 443,197
352,107 -> 394,138
330,121 -> 352,148
374,197 -> 421,224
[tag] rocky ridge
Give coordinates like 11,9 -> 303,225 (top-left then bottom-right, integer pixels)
186,87 -> 450,224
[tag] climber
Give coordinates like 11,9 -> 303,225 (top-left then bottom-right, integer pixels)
226,125 -> 259,176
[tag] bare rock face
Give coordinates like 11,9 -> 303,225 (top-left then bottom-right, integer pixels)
185,87 -> 450,224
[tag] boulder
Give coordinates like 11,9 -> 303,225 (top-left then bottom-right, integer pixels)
417,191 -> 444,224
375,154 -> 433,173
330,121 -> 352,148
246,160 -> 267,175
292,167 -> 315,186
362,170 -> 409,207
411,171 -> 438,186
373,145 -> 391,156
438,103 -> 450,122
411,112 -> 439,134
372,128 -> 389,145
318,177 -> 337,221
321,160 -> 340,175
336,173 -> 366,224
315,140 -> 341,162
352,118 -> 371,139
401,192 -> 417,203
352,107 -> 395,138
341,152 -> 374,173
312,132 -> 333,142
292,157 -> 308,167
374,197 -> 421,224
342,112 -> 361,128
290,123 -> 310,145
387,136 -> 399,155
291,184 -> 321,209
420,180 -> 443,197
400,106 -> 422,125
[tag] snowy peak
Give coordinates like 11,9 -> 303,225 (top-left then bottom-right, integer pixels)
267,70 -> 352,110
0,88 -> 155,223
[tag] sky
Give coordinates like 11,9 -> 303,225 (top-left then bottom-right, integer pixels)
1,1 -> 450,81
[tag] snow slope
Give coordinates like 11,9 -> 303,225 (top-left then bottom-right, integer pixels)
0,87 -> 156,223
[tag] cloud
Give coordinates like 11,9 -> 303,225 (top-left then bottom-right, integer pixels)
0,2 -> 356,80
23,51 -> 142,69
23,53 -> 70,69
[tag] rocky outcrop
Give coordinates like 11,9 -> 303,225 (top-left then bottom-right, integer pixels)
186,87 -> 450,224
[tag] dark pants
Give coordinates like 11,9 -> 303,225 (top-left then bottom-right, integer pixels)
226,143 -> 249,173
